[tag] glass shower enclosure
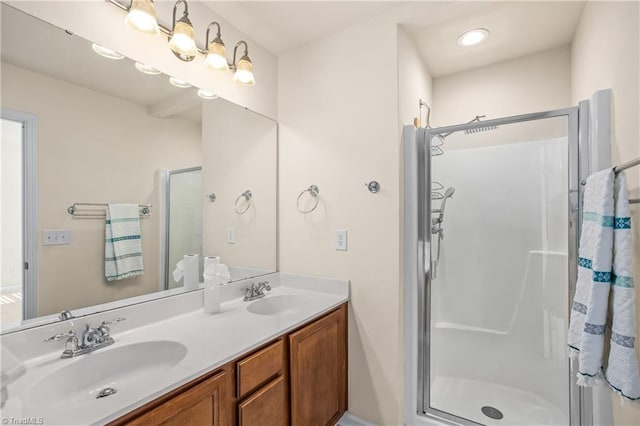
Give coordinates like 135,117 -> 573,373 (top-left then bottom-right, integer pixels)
405,107 -> 588,426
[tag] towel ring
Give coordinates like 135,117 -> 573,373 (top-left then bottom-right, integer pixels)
297,185 -> 320,213
234,190 -> 252,215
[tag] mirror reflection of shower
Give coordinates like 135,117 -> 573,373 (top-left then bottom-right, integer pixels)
431,186 -> 455,280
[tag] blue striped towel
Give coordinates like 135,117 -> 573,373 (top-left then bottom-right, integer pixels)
105,204 -> 143,281
568,169 -> 640,400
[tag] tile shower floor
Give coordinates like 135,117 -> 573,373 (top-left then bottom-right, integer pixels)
430,377 -> 568,425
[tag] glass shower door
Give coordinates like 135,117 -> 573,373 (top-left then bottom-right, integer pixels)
421,110 -> 579,426
165,167 -> 203,290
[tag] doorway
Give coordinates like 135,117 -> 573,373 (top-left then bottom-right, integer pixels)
0,109 -> 37,327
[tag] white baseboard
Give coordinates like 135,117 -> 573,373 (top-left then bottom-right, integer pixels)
337,412 -> 377,426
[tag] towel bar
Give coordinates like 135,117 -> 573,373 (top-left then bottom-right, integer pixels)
67,203 -> 151,218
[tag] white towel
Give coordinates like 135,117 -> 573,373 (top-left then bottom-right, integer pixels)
105,204 -> 143,281
606,172 -> 640,399
568,169 -> 640,400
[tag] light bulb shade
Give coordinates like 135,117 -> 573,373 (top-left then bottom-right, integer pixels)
205,39 -> 229,71
125,0 -> 159,35
169,17 -> 197,61
197,89 -> 219,100
92,43 -> 125,60
233,56 -> 255,86
169,76 -> 192,88
135,62 -> 161,75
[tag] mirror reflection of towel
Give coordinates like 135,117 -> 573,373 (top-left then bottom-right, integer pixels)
105,204 -> 143,281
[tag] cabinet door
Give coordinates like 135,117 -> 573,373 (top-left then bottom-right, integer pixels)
289,304 -> 347,426
238,375 -> 288,426
126,370 -> 228,426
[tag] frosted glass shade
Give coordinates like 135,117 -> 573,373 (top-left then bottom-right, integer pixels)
233,57 -> 255,86
169,19 -> 197,61
205,40 -> 229,71
125,0 -> 159,35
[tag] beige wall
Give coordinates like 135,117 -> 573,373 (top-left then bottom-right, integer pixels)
432,45 -> 572,142
278,14 -> 404,425
201,100 -> 277,272
1,62 -> 201,316
571,2 -> 640,424
398,25 -> 433,127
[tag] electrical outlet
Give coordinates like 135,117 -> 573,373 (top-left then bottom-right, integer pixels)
335,229 -> 348,251
227,227 -> 236,244
43,229 -> 71,246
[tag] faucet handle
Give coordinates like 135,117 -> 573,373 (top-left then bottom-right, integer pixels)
257,281 -> 271,290
58,310 -> 74,321
101,317 -> 126,326
44,330 -> 76,342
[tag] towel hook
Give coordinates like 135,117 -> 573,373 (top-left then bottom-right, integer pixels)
234,190 -> 252,215
207,193 -> 216,202
365,181 -> 380,193
296,185 -> 320,213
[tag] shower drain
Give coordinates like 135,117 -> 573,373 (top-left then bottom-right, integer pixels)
481,406 -> 503,420
96,387 -> 117,399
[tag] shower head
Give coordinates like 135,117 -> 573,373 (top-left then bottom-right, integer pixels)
434,186 -> 455,225
444,187 -> 455,198
464,115 -> 498,134
464,125 -> 498,134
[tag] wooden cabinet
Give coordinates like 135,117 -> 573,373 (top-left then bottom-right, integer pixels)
290,304 -> 347,426
111,303 -> 347,426
124,370 -> 229,426
237,339 -> 285,399
238,376 -> 288,426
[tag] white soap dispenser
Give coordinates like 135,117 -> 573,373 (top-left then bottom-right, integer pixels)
203,258 -> 225,314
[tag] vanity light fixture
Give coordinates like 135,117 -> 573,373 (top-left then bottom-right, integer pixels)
457,28 -> 490,46
231,41 -> 255,86
169,0 -> 197,62
108,0 -> 257,86
91,43 -> 125,60
169,76 -> 192,88
134,62 -> 161,75
204,22 -> 229,71
125,0 -> 160,35
197,89 -> 219,100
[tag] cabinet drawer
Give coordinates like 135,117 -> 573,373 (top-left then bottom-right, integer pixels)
238,375 -> 288,426
237,339 -> 284,399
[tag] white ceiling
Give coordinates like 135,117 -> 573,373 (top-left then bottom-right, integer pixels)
406,1 -> 586,77
200,1 -> 405,55
2,1 -> 588,110
202,1 -> 586,77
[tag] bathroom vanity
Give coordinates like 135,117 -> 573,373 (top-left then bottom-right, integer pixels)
0,273 -> 348,425
110,304 -> 347,426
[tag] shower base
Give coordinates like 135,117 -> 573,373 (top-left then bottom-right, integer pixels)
430,377 -> 568,425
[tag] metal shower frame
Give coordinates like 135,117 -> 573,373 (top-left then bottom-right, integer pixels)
413,106 -> 589,426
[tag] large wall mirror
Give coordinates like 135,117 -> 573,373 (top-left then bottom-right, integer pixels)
0,4 -> 277,333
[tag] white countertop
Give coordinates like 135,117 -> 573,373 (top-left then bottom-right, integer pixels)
0,273 -> 349,425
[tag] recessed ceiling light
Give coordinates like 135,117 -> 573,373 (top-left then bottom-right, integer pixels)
91,43 -> 125,60
169,76 -> 192,88
457,28 -> 490,47
197,89 -> 219,100
135,62 -> 161,75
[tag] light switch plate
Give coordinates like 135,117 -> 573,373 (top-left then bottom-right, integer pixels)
335,229 -> 348,251
227,227 -> 236,244
43,229 -> 71,246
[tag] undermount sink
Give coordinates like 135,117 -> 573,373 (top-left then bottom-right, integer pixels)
27,341 -> 187,406
247,294 -> 312,316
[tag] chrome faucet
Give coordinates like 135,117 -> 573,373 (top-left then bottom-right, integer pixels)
243,281 -> 271,301
45,317 -> 125,358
